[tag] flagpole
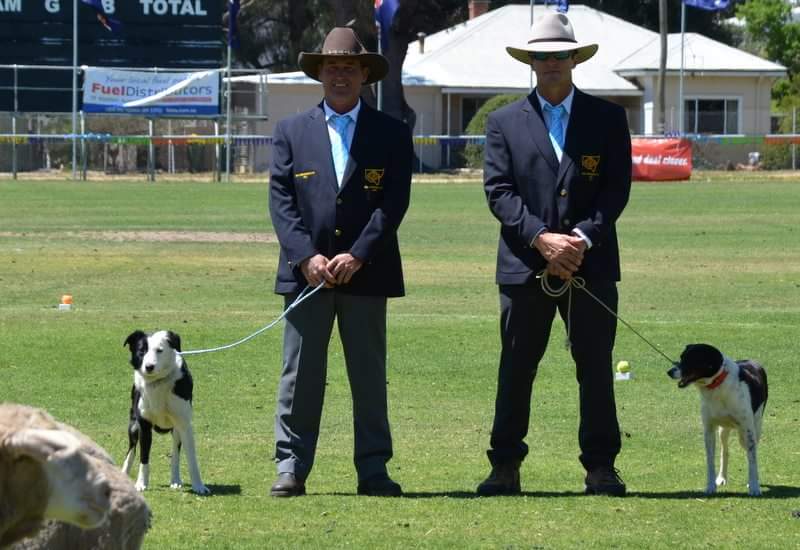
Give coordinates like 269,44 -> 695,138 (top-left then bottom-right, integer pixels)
225,42 -> 232,182
679,1 -> 686,134
72,0 -> 78,181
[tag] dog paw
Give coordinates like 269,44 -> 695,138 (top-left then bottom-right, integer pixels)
170,481 -> 183,490
192,484 -> 211,496
715,476 -> 727,487
135,481 -> 148,492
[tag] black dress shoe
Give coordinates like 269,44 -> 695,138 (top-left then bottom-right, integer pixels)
270,473 -> 306,497
584,467 -> 626,497
476,460 -> 521,496
357,473 -> 403,497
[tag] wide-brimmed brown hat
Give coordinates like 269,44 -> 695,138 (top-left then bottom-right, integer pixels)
298,27 -> 389,84
506,12 -> 598,66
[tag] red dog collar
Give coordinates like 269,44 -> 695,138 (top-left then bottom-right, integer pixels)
704,368 -> 728,390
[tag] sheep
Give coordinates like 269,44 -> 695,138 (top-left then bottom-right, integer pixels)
0,403 -> 150,550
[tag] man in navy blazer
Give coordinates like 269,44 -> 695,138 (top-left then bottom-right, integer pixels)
268,27 -> 412,497
477,13 -> 632,497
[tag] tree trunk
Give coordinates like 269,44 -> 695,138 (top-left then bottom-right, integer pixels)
382,32 -> 413,126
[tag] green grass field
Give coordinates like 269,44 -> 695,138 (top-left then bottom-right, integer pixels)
1,175 -> 799,548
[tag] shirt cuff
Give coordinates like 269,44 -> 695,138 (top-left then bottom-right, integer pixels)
571,228 -> 592,249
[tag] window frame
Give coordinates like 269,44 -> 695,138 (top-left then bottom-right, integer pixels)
683,95 -> 743,135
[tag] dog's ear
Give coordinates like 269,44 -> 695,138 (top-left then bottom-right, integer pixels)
166,331 -> 182,352
679,343 -> 701,363
124,330 -> 147,350
682,343 -> 723,371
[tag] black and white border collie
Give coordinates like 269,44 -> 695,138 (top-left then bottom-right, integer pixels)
667,343 -> 768,496
122,330 -> 210,495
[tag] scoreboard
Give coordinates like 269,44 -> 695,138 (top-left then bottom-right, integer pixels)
0,0 -> 223,112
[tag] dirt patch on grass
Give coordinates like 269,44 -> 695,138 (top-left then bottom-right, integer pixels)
0,230 -> 277,243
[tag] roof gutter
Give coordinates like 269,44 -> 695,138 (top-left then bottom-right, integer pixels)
615,69 -> 786,79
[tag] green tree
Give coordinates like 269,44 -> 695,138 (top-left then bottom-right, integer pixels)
229,0 -> 333,72
736,0 -> 800,101
462,94 -> 524,169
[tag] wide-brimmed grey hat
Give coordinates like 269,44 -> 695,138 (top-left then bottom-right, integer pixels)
298,27 -> 389,84
506,12 -> 598,66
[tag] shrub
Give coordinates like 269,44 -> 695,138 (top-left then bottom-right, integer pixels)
462,94 -> 524,169
761,143 -> 792,170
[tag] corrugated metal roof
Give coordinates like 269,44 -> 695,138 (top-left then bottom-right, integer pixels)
616,32 -> 786,75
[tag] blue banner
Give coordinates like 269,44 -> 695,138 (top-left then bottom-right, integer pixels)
683,0 -> 730,10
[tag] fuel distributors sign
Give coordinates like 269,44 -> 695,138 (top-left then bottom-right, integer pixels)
0,0 -> 222,112
83,67 -> 219,115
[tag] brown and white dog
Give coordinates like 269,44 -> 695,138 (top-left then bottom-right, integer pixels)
667,343 -> 768,496
122,330 -> 210,495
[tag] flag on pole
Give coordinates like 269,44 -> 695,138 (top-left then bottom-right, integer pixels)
374,0 -> 399,52
682,0 -> 730,10
228,0 -> 241,49
543,0 -> 569,12
80,0 -> 121,33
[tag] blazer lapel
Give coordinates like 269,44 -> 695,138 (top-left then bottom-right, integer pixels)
308,105 -> 340,192
556,89 -> 584,187
524,94 -> 559,175
340,103 -> 370,193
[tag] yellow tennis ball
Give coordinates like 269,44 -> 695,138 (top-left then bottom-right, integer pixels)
616,360 -> 631,373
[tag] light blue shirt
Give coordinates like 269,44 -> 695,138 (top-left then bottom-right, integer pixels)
533,87 -> 592,249
324,100 -> 360,186
536,88 -> 574,163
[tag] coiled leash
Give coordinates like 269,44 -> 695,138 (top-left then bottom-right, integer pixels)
179,281 -> 326,357
537,270 -> 676,366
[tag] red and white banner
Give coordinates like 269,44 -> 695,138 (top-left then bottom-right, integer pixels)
631,138 -> 692,181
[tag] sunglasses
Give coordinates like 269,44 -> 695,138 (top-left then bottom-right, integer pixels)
529,51 -> 573,61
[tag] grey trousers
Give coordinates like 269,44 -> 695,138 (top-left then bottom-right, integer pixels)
274,289 -> 392,482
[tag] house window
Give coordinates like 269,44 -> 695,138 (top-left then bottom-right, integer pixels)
684,98 -> 739,134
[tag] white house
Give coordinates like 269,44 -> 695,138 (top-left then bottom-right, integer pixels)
238,3 -> 786,169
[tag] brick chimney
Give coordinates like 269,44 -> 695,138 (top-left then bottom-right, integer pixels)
468,0 -> 490,19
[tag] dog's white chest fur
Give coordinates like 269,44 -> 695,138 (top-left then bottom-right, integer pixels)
134,369 -> 186,429
701,378 -> 754,429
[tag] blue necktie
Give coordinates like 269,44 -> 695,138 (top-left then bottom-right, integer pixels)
330,114 -> 352,185
544,103 -> 566,150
